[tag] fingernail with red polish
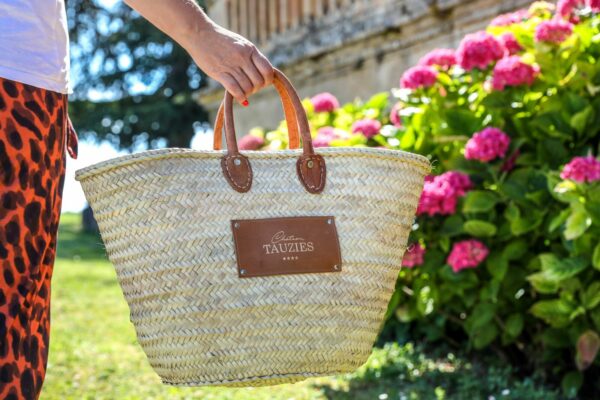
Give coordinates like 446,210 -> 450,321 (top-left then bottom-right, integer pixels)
242,100 -> 249,107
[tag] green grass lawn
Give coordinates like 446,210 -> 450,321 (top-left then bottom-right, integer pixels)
42,213 -> 561,400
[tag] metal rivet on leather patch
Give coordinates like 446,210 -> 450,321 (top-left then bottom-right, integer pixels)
327,219 -> 332,224
234,158 -> 242,166
307,160 -> 314,168
334,265 -> 341,271
234,222 -> 240,229
240,269 -> 247,275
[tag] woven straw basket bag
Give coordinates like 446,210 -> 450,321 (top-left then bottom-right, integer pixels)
76,69 -> 430,387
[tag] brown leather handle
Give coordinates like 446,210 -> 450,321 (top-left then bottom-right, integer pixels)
213,76 -> 301,150
218,69 -> 326,194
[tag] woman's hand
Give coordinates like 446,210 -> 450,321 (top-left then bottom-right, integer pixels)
185,23 -> 274,106
124,0 -> 274,106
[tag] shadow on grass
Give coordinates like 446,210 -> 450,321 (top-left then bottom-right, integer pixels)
57,212 -> 107,261
313,343 -> 562,400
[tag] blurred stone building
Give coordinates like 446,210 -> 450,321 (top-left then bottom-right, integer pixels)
198,0 -> 530,134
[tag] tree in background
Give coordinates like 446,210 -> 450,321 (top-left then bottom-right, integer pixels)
66,0 -> 208,150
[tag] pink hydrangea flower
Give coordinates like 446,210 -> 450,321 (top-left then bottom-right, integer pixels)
500,32 -> 523,55
457,32 -> 505,70
312,126 -> 351,148
400,66 -> 438,89
491,56 -> 539,91
560,155 -> 600,183
557,0 -> 583,20
417,171 -> 473,216
402,243 -> 426,268
311,92 -> 339,113
464,127 -> 511,162
418,49 -> 457,69
352,119 -> 382,138
447,240 -> 489,272
588,0 -> 600,11
489,9 -> 529,26
238,134 -> 264,150
535,19 -> 574,43
389,103 -> 402,127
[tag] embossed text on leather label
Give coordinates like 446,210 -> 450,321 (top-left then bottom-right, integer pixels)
231,216 -> 342,278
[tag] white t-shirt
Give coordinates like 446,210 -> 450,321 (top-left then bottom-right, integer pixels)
0,0 -> 70,94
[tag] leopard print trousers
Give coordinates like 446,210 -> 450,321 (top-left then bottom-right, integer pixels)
0,77 -> 77,400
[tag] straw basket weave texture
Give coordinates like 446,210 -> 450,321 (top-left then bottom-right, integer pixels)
75,71 -> 430,387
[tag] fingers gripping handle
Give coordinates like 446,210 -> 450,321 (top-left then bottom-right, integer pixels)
213,76 -> 301,150
217,69 -> 326,194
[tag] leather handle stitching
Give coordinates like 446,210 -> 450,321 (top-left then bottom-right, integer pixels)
298,155 -> 325,191
223,155 -> 252,190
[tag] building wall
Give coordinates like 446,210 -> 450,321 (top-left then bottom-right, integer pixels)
199,0 -> 531,136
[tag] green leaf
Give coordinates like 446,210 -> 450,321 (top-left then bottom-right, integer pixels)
530,299 -> 576,328
444,108 -> 480,135
582,282 -> 600,310
399,128 -> 416,149
364,92 -> 389,110
440,214 -> 464,237
505,313 -> 524,338
539,254 -> 589,281
463,191 -> 500,213
504,202 -> 544,236
549,208 -> 571,233
465,303 -> 496,332
570,105 -> 594,135
561,371 -> 583,399
502,239 -> 528,260
472,323 -> 498,349
592,243 -> 600,270
463,220 -> 497,237
564,209 -> 592,240
384,290 -> 402,321
527,272 -> 559,294
486,252 -> 508,281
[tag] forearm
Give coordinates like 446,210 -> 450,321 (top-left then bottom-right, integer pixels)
124,0 -> 213,51
123,0 -> 274,105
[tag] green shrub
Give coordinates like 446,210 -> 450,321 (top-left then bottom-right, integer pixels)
243,0 -> 600,395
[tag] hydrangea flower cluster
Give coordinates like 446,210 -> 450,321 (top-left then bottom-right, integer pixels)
418,49 -> 457,69
389,103 -> 403,127
352,119 -> 382,138
489,9 -> 529,26
535,19 -> 574,43
560,155 -> 600,183
500,32 -> 523,55
457,32 -> 505,70
417,171 -> 473,216
491,56 -> 539,91
238,134 -> 265,150
557,0 -> 583,20
590,0 -> 600,12
464,127 -> 511,162
400,66 -> 438,89
402,243 -> 426,268
310,92 -> 339,113
447,240 -> 489,272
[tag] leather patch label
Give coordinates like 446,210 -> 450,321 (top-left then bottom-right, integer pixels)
231,216 -> 342,278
